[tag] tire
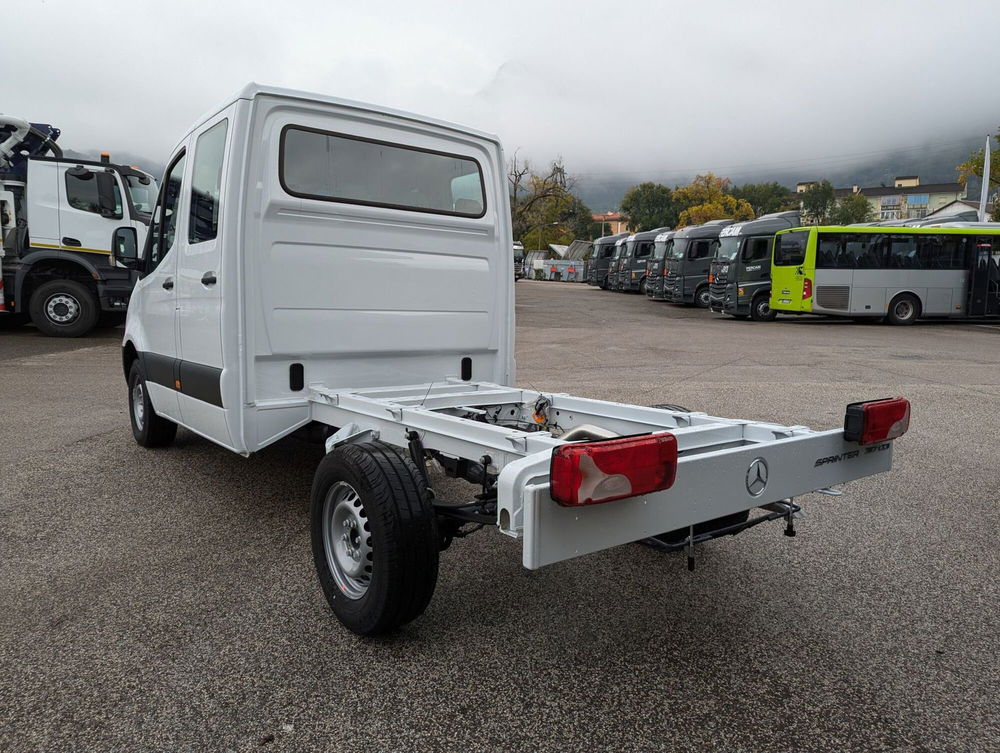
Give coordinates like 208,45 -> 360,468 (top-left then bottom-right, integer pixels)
886,294 -> 920,326
29,279 -> 99,337
650,403 -> 692,413
639,277 -> 647,295
749,294 -> 777,322
127,361 -> 177,447
601,276 -> 609,290
694,286 -> 711,309
311,441 -> 439,636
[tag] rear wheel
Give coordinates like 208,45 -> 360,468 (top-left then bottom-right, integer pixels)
694,286 -> 711,308
128,361 -> 177,447
29,279 -> 99,337
750,293 -> 777,322
311,441 -> 439,636
887,294 -> 919,325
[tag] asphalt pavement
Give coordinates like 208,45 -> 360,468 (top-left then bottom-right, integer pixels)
1,281 -> 998,752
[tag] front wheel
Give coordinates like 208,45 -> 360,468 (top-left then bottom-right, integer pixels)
750,294 -> 777,322
29,279 -> 99,337
311,442 -> 439,636
694,286 -> 711,308
887,294 -> 919,325
638,278 -> 647,295
128,361 -> 177,447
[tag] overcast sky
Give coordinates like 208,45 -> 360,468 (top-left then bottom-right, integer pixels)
4,0 -> 999,181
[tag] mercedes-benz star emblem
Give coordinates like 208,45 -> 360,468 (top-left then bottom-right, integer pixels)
746,457 -> 769,497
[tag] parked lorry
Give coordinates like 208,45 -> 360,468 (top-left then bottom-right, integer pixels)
588,232 -> 628,288
620,227 -> 669,293
709,211 -> 800,321
116,84 -> 910,636
661,220 -> 734,307
645,229 -> 677,300
608,235 -> 629,290
513,241 -> 525,280
0,115 -> 156,336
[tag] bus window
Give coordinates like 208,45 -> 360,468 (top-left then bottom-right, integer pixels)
888,235 -> 920,269
774,231 -> 809,265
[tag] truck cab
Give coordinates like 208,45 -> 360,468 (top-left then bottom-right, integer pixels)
1,117 -> 156,336
646,230 -> 677,300
608,236 -> 629,290
709,211 -> 800,321
588,232 -> 628,288
620,227 -> 668,294
662,219 -> 733,307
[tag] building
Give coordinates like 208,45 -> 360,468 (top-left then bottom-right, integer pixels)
798,176 -> 965,221
592,211 -> 629,235
925,198 -> 984,220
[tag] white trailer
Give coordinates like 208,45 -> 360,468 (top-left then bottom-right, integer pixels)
115,84 -> 911,636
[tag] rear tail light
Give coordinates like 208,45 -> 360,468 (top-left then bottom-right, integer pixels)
550,433 -> 678,506
802,277 -> 813,299
844,397 -> 911,445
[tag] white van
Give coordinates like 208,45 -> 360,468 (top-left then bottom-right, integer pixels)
115,84 -> 910,636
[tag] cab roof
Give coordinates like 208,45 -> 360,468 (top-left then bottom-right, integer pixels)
674,220 -> 734,239
719,211 -> 800,237
630,226 -> 671,242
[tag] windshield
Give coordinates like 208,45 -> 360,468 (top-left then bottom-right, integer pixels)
716,236 -> 741,261
612,245 -> 623,259
669,239 -> 689,260
774,230 -> 811,266
653,240 -> 672,259
126,174 -> 158,213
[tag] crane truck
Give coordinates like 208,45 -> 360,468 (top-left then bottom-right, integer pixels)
0,115 -> 156,336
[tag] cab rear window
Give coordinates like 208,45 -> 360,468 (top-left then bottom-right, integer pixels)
279,126 -> 486,218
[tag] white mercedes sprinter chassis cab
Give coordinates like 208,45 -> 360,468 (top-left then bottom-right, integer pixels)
117,85 -> 910,636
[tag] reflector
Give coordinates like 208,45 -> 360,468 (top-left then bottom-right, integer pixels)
844,397 -> 910,445
550,433 -> 678,507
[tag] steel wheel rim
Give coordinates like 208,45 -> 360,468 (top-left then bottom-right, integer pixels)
322,481 -> 372,600
895,300 -> 913,320
756,299 -> 769,317
132,381 -> 145,430
45,293 -> 80,324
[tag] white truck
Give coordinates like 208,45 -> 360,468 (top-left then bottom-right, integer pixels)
0,115 -> 156,336
115,84 -> 911,636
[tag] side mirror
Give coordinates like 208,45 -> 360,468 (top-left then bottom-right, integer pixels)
96,172 -> 121,218
111,227 -> 141,270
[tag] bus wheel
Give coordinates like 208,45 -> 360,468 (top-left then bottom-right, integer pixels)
750,294 -> 777,322
694,286 -> 711,308
887,294 -> 920,326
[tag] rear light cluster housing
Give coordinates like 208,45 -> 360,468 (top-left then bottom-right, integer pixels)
844,397 -> 911,445
550,433 -> 678,507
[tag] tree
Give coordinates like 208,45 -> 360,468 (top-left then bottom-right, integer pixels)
799,180 -> 837,224
956,129 -> 1000,221
620,182 -> 677,231
508,154 -> 595,248
729,182 -> 795,216
673,173 -> 754,227
829,192 -> 874,224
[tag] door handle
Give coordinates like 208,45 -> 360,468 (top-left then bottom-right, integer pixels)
201,271 -> 217,286
62,237 -> 81,247
162,278 -> 174,290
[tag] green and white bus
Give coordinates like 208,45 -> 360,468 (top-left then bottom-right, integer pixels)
770,224 -> 1000,324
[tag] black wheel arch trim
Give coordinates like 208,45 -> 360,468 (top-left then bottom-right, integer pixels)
134,349 -> 224,408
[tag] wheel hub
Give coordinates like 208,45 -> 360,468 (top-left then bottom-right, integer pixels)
322,482 -> 373,599
132,382 -> 145,430
45,293 -> 80,324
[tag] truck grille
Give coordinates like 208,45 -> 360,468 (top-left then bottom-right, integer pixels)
710,281 -> 728,299
816,285 -> 850,310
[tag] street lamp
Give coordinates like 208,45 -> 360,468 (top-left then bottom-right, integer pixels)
536,221 -> 560,252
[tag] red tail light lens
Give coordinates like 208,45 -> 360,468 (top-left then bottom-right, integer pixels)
802,277 -> 813,299
844,397 -> 911,445
550,433 -> 678,506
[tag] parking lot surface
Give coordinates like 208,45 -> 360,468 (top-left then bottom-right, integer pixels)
2,280 -> 999,752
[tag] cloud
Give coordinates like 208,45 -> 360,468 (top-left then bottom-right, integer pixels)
3,0 -> 997,183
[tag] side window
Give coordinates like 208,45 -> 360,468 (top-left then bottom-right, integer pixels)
65,169 -> 123,219
887,235 -> 919,269
636,242 -> 653,258
189,119 -> 229,244
744,237 -> 770,262
147,153 -> 186,271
